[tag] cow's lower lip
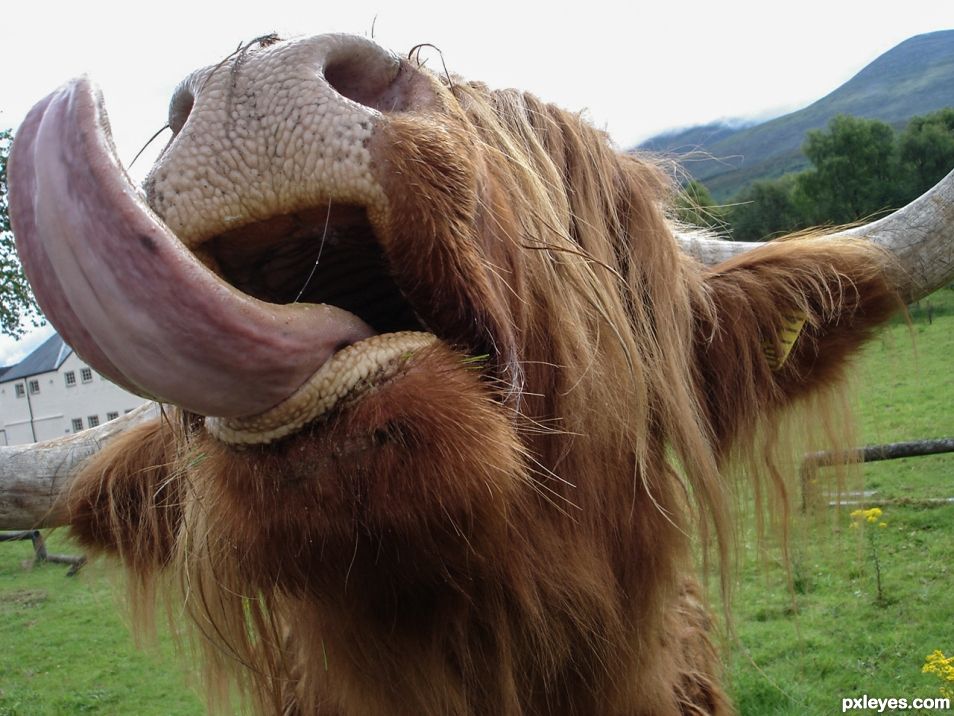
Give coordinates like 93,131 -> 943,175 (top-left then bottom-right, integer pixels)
206,331 -> 437,445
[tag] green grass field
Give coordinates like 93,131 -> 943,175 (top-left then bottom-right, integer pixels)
0,546 -> 202,715
1,291 -> 952,715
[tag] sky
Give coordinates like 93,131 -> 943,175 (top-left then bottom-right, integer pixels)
1,0 -> 951,365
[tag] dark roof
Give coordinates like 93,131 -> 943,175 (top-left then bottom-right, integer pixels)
0,333 -> 72,383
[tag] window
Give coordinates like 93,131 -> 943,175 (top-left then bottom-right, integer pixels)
65,371 -> 76,387
80,367 -> 93,383
106,411 -> 119,421
14,384 -> 25,398
87,415 -> 100,428
28,379 -> 40,395
71,418 -> 83,432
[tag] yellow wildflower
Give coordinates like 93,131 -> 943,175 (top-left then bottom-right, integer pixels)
923,650 -> 954,699
850,507 -> 884,525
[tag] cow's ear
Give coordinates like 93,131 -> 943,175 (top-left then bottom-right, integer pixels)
694,238 -> 900,450
67,417 -> 181,573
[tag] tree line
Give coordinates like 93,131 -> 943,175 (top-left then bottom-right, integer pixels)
677,109 -> 954,242
0,128 -> 43,339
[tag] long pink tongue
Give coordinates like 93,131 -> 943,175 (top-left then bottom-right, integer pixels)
8,78 -> 375,418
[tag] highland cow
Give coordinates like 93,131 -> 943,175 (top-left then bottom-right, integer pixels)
1,33 -> 953,715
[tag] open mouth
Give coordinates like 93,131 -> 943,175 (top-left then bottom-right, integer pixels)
200,206 -> 440,444
207,205 -> 425,336
8,76 -> 455,442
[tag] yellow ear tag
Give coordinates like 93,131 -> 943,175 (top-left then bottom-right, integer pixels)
761,311 -> 806,370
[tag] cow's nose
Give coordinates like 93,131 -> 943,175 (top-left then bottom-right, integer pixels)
146,34 -> 433,245
165,34 -> 412,138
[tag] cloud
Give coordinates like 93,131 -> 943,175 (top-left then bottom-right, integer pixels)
0,326 -> 55,369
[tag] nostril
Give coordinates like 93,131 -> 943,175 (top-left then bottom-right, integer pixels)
325,55 -> 399,112
323,43 -> 420,114
168,83 -> 195,135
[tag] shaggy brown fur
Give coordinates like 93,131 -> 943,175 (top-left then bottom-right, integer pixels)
66,62 -> 899,715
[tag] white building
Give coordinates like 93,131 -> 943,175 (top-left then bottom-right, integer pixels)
0,333 -> 146,445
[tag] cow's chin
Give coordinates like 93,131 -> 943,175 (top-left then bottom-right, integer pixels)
181,342 -> 525,594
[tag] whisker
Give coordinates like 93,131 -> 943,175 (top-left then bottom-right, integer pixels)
408,42 -> 455,90
293,198 -> 333,303
129,125 -> 171,170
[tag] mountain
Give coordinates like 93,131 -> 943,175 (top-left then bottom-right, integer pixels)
638,120 -> 755,155
638,30 -> 954,200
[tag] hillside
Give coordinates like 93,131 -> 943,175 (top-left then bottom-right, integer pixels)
639,30 -> 954,200
638,120 -> 753,156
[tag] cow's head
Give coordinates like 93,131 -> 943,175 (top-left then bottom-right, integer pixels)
3,33 -> 952,715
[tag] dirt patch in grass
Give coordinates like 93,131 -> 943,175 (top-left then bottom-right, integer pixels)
0,589 -> 49,608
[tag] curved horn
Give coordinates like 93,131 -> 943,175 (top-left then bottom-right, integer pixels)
0,403 -> 158,529
676,169 -> 954,303
674,227 -> 756,267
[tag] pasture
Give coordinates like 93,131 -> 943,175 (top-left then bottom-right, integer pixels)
1,289 -> 952,715
729,287 -> 954,714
